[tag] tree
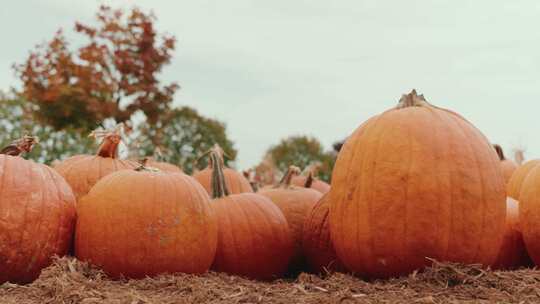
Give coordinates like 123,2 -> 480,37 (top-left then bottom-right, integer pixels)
14,5 -> 178,131
263,136 -> 335,182
129,107 -> 237,174
0,93 -> 96,164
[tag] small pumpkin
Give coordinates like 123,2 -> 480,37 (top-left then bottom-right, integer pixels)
54,125 -> 138,200
329,90 -> 506,278
507,159 -> 540,200
492,197 -> 533,270
493,144 -> 518,185
75,160 -> 217,279
259,166 -> 322,273
302,193 -> 346,274
291,170 -> 330,194
0,136 -> 76,284
208,147 -> 293,280
193,144 -> 253,194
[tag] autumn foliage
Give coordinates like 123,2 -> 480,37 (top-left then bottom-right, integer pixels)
14,5 -> 178,131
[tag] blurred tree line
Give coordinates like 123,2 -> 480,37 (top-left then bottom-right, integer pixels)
1,5 -> 342,179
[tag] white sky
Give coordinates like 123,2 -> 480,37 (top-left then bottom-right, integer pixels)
1,1 -> 539,169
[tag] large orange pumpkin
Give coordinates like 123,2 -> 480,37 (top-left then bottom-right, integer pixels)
492,197 -> 533,270
0,137 -> 76,284
518,165 -> 540,266
259,166 -> 322,273
75,164 -> 217,279
291,171 -> 331,194
208,147 -> 293,280
302,193 -> 346,274
193,144 -> 253,194
54,127 -> 137,200
493,144 -> 518,185
507,160 -> 540,200
329,90 -> 506,278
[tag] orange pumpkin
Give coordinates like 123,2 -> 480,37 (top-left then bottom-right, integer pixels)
259,166 -> 322,273
0,137 -> 76,284
193,144 -> 253,194
144,157 -> 183,173
208,147 -> 293,280
518,165 -> 540,266
493,144 -> 518,185
492,197 -> 533,269
54,127 -> 137,200
75,164 -> 217,279
302,193 -> 346,274
292,171 -> 331,194
329,90 -> 506,278
507,160 -> 540,200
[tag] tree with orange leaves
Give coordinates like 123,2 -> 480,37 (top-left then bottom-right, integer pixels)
14,5 -> 178,131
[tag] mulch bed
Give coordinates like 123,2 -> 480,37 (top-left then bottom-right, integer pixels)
1,257 -> 539,303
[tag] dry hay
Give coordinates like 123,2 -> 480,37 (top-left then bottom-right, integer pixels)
1,257 -> 540,304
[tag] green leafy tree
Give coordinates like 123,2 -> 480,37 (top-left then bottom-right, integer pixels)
131,107 -> 237,174
264,135 -> 335,182
0,94 -> 96,164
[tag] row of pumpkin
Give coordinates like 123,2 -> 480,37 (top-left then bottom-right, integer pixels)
2,89 -> 540,284
0,128 -> 331,283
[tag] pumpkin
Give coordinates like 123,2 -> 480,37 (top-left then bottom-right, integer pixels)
492,197 -> 533,269
75,162 -> 217,279
208,147 -> 293,280
302,193 -> 346,274
54,126 -> 138,200
259,166 -> 322,273
0,136 -> 76,284
493,144 -> 518,185
143,157 -> 183,173
291,171 -> 330,194
193,144 -> 253,194
507,160 -> 540,200
329,90 -> 506,278
518,165 -> 540,266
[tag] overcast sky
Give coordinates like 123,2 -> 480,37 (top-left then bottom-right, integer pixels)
1,1 -> 539,169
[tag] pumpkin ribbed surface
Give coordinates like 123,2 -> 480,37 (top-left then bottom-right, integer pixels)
329,90 -> 506,278
75,170 -> 217,279
0,155 -> 76,284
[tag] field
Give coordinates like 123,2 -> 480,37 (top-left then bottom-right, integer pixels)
1,257 -> 539,304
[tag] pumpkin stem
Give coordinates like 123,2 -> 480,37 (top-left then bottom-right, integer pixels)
135,157 -> 160,172
0,135 -> 39,156
276,165 -> 301,188
210,146 -> 230,199
396,89 -> 431,109
493,144 -> 505,161
90,124 -> 124,159
194,143 -> 231,170
304,171 -> 314,188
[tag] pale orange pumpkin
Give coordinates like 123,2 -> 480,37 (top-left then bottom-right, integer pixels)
507,160 -> 540,200
259,166 -> 322,273
492,197 -> 533,270
208,147 -> 293,280
54,127 -> 137,200
0,136 -> 76,284
75,163 -> 217,279
143,157 -> 183,173
291,171 -> 330,194
493,144 -> 518,186
329,90 -> 506,278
